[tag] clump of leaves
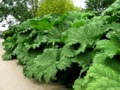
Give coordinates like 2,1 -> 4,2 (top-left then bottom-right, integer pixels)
2,11 -> 93,87
3,0 -> 120,89
73,0 -> 120,90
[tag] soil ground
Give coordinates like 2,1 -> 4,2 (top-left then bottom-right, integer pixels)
0,39 -> 67,90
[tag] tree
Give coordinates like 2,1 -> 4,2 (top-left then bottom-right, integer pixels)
85,0 -> 115,13
35,0 -> 79,17
0,0 -> 39,27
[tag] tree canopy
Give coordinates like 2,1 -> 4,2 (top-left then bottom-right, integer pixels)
0,0 -> 39,25
85,0 -> 115,13
35,0 -> 79,17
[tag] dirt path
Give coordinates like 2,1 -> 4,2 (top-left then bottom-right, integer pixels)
0,39 -> 67,90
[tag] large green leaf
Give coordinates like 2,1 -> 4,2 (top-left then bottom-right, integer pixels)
95,31 -> 120,61
74,57 -> 120,90
102,0 -> 120,15
24,48 -> 75,82
86,63 -> 120,90
87,77 -> 120,90
65,18 -> 109,56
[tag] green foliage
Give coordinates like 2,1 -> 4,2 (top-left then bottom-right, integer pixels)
73,0 -> 120,90
2,0 -> 120,89
35,0 -> 79,17
74,57 -> 120,90
24,48 -> 76,82
3,11 -> 93,85
0,0 -> 39,26
85,0 -> 115,13
64,16 -> 109,57
102,0 -> 120,23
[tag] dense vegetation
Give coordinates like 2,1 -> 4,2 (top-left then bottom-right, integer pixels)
85,0 -> 115,13
2,11 -> 94,87
35,0 -> 78,17
0,0 -> 39,24
2,0 -> 120,89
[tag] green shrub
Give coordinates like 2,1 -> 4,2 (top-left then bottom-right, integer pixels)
2,11 -> 94,87
2,0 -> 120,89
35,0 -> 79,17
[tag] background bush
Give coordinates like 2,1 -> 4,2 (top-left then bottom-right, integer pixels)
35,0 -> 79,17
